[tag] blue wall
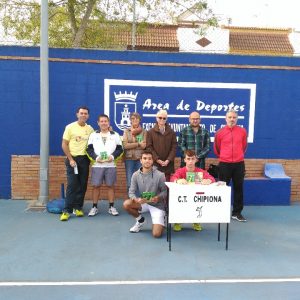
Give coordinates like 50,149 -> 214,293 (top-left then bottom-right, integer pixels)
0,46 -> 300,198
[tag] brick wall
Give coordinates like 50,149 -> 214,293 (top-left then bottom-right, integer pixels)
11,155 -> 300,202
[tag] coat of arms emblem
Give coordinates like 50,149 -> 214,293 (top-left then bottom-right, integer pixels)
114,91 -> 138,131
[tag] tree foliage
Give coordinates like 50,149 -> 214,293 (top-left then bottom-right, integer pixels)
0,0 -> 218,48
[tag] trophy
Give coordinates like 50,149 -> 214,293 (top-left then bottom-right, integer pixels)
136,134 -> 143,143
100,151 -> 108,160
141,192 -> 156,202
186,172 -> 195,183
195,172 -> 203,184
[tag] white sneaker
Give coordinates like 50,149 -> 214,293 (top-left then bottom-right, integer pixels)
88,207 -> 98,217
108,206 -> 119,216
130,219 -> 146,233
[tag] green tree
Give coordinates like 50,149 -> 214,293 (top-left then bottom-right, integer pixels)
0,0 -> 218,48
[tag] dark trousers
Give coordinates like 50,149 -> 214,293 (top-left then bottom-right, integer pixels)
218,161 -> 245,215
64,155 -> 90,213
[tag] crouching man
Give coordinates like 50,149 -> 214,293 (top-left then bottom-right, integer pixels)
123,150 -> 167,238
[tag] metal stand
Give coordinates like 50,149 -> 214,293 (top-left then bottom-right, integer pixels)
165,182 -> 230,251
166,186 -> 172,251
168,222 -> 229,251
168,222 -> 172,251
217,223 -> 229,250
166,188 -> 169,242
226,223 -> 229,250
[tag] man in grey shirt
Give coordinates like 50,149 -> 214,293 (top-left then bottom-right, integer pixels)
123,150 -> 167,238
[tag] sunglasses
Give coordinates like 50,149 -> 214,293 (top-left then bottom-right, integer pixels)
157,117 -> 167,120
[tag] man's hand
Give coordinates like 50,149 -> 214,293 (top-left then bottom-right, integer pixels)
150,196 -> 159,203
139,141 -> 146,149
201,179 -> 212,185
69,159 -> 76,167
176,178 -> 188,185
96,157 -> 106,163
96,155 -> 113,163
107,155 -> 113,162
161,160 -> 170,166
136,197 -> 147,204
156,159 -> 164,166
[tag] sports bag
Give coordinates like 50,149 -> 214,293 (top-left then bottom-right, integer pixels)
46,198 -> 65,214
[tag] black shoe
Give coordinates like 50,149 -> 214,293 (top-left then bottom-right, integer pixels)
232,214 -> 247,222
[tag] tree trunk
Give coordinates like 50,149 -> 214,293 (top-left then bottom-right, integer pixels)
67,0 -> 78,37
73,0 -> 97,47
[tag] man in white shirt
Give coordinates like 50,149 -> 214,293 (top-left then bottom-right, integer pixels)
86,114 -> 123,216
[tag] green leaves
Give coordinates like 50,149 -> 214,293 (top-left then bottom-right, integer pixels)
0,0 -> 218,48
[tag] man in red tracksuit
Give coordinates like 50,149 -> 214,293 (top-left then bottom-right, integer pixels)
214,109 -> 248,222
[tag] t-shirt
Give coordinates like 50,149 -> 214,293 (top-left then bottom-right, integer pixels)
63,121 -> 93,156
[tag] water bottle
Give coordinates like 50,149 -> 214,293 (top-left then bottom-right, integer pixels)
74,165 -> 78,174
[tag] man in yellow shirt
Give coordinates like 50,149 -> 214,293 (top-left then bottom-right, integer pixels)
60,106 -> 94,221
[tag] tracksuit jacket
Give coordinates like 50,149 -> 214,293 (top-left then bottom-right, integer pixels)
86,130 -> 123,166
213,125 -> 247,163
170,167 -> 216,183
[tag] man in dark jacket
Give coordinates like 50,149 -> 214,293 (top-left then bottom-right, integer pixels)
146,109 -> 177,181
214,109 -> 248,222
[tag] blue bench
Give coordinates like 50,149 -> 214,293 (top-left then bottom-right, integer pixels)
243,163 -> 291,205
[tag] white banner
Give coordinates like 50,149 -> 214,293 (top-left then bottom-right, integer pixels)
166,182 -> 231,223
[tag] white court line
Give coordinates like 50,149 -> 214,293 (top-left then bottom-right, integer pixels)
1,278 -> 300,286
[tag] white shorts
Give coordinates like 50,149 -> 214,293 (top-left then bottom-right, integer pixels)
140,203 -> 165,226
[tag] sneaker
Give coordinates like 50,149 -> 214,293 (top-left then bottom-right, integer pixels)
73,209 -> 84,217
88,207 -> 98,217
108,206 -> 119,216
130,219 -> 146,233
232,213 -> 247,222
173,223 -> 182,232
60,212 -> 70,221
192,223 -> 203,231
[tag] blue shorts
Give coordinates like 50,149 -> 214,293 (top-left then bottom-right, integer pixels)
91,167 -> 117,186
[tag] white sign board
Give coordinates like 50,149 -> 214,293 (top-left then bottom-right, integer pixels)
166,182 -> 231,223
